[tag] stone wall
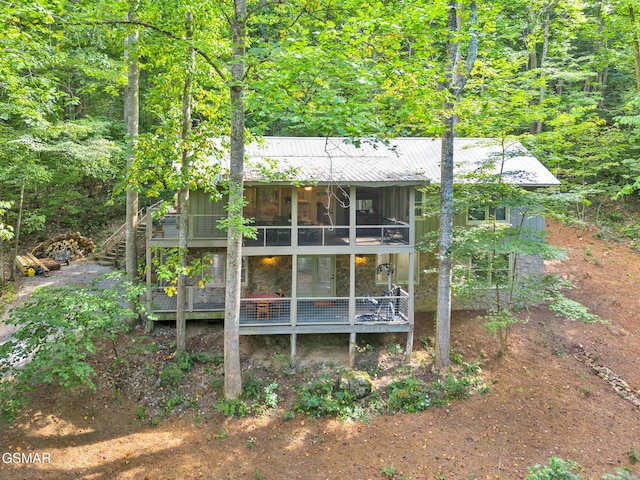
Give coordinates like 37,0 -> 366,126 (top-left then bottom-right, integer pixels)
248,256 -> 292,296
413,252 -> 546,312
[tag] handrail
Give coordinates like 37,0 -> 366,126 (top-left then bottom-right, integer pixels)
100,200 -> 163,254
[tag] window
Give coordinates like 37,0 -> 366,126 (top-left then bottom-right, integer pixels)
297,256 -> 335,297
466,206 -> 508,224
469,253 -> 511,288
414,190 -> 425,218
375,253 -> 419,285
203,253 -> 247,287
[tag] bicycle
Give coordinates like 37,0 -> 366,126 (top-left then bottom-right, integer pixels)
356,288 -> 397,322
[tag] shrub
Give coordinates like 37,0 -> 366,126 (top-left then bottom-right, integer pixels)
386,377 -> 432,413
159,363 -> 183,388
0,273 -> 144,422
216,398 -> 249,417
294,376 -> 340,417
526,457 -> 582,479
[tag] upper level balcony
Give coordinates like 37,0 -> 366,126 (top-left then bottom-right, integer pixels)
148,184 -> 415,250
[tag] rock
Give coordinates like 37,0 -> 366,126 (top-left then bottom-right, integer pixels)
339,370 -> 373,399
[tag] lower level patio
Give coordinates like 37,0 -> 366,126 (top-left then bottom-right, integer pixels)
148,288 -> 411,335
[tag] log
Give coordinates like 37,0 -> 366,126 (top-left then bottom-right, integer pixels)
26,253 -> 49,276
38,258 -> 61,271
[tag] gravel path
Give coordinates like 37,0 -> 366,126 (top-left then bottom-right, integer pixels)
0,259 -> 114,341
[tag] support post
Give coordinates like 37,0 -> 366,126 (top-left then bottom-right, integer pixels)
406,251 -> 415,363
348,331 -> 357,368
290,333 -> 297,366
145,209 -> 154,333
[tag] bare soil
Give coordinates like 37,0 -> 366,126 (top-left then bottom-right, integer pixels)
1,219 -> 639,480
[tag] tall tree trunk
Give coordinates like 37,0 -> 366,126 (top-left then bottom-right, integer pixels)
124,1 -> 140,324
434,0 -> 478,374
536,9 -> 551,133
435,112 -> 455,374
224,0 -> 246,400
10,179 -> 25,281
176,12 -> 195,353
630,3 -> 640,93
0,238 -> 3,285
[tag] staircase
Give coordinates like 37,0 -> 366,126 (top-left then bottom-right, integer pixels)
97,222 -> 146,267
97,204 -> 156,267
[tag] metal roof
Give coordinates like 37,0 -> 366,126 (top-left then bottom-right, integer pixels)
241,137 -> 560,187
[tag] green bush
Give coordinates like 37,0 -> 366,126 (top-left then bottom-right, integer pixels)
387,374 -> 471,413
294,376 -> 340,417
0,273 -> 143,422
159,363 -> 183,388
216,398 -> 249,417
526,457 -> 582,479
386,377 -> 432,413
527,457 -> 637,480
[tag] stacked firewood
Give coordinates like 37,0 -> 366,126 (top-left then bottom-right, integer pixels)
31,232 -> 97,259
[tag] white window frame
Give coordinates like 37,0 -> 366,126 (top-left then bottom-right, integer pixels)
203,253 -> 247,287
375,253 -> 419,286
468,253 -> 512,288
414,190 -> 426,220
466,206 -> 509,225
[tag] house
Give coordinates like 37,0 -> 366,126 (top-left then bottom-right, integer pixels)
144,137 -> 560,364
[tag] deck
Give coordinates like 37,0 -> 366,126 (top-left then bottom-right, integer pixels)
148,289 -> 412,335
149,215 -> 410,247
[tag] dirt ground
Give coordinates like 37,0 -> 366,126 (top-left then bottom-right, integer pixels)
1,219 -> 639,480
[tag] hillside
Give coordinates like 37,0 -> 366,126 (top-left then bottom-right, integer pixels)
1,218 -> 639,479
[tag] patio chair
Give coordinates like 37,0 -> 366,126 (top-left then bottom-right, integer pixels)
256,300 -> 270,320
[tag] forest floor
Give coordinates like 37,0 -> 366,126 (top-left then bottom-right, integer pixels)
1,218 -> 640,480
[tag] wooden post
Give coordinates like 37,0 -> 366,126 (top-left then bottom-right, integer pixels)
145,210 -> 154,333
348,331 -> 357,368
290,333 -> 297,366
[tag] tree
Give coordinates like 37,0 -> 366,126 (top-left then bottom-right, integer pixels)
434,0 -> 478,374
0,201 -> 14,283
124,0 -> 140,325
175,11 -> 196,353
222,0 -> 247,400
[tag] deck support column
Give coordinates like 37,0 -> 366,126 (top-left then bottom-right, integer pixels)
348,331 -> 356,368
290,333 -> 297,366
145,212 -> 154,333
405,250 -> 415,363
405,331 -> 414,363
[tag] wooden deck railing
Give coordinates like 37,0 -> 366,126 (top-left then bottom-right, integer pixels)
100,201 -> 162,255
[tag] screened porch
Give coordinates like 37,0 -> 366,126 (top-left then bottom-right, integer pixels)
148,287 -> 410,331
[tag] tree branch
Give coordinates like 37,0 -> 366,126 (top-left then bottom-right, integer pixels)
76,19 -> 228,81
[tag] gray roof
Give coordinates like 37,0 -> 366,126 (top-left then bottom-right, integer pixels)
242,137 -> 560,187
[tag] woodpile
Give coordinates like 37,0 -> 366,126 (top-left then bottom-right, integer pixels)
31,232 -> 97,259
15,254 -> 51,277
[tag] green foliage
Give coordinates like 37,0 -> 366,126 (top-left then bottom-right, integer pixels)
263,382 -> 279,409
294,375 -> 342,418
0,282 -> 15,312
381,464 -> 397,478
151,247 -> 214,296
527,457 -> 637,480
602,469 -> 638,480
480,309 -> 524,356
175,351 -> 193,371
629,443 -> 638,465
526,457 -> 582,480
386,377 -> 433,413
0,200 -> 14,242
215,398 -> 249,418
386,374 -> 471,414
159,363 -> 183,388
0,272 -> 146,422
547,294 -> 602,324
